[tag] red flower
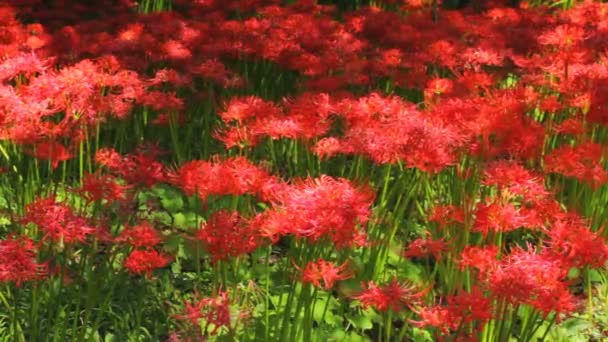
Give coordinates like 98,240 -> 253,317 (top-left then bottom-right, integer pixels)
174,290 -> 231,335
486,247 -> 576,317
544,142 -> 607,189
169,157 -> 273,201
353,278 -> 427,312
296,259 -> 353,290
0,235 -> 47,287
196,210 -> 261,263
95,147 -> 167,187
545,218 -> 608,269
124,249 -> 171,278
118,221 -> 163,248
23,141 -> 73,169
22,196 -> 96,244
403,237 -> 448,260
473,201 -> 531,236
538,24 -> 585,49
482,161 -> 549,202
78,173 -> 131,205
413,287 -> 492,335
427,204 -> 465,229
256,175 -> 374,248
459,245 -> 499,275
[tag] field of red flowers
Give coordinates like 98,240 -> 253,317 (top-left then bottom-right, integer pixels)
1,0 -> 608,340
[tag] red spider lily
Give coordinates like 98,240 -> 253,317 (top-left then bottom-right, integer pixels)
22,196 -> 96,244
0,52 -> 50,82
413,287 -> 492,335
77,173 -> 132,205
295,259 -> 354,290
0,235 -> 47,287
427,204 -> 465,229
216,94 -> 333,149
123,249 -> 172,278
482,161 -> 550,202
255,175 -> 374,248
316,93 -> 464,173
553,118 -> 585,135
413,306 -> 453,334
169,156 -> 274,201
473,201 -> 532,236
95,147 -> 167,187
487,247 -> 576,317
403,237 -> 449,260
195,210 -> 261,263
459,245 -> 499,275
544,142 -> 608,189
538,24 -> 586,49
174,290 -> 231,336
544,218 -> 608,269
353,278 -> 428,312
23,141 -> 73,169
117,221 -> 163,248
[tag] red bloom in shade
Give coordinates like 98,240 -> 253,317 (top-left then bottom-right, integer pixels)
95,148 -> 123,169
174,290 -> 231,335
544,142 -> 608,189
353,278 -> 427,312
553,118 -> 585,136
123,249 -> 171,278
473,201 -> 531,236
427,204 -> 465,229
23,141 -> 73,169
322,93 -> 463,173
196,210 -> 261,263
459,245 -> 499,275
78,173 -> 132,205
545,218 -> 608,269
0,235 -> 47,287
403,237 -> 448,260
169,156 -> 274,201
485,247 -> 576,317
95,147 -> 166,187
118,221 -> 163,248
22,196 -> 96,244
424,78 -> 454,100
446,286 -> 493,325
413,305 -> 453,334
413,287 -> 492,335
256,175 -> 374,248
296,259 -> 354,290
311,137 -> 343,159
482,161 -> 549,202
216,93 -> 333,149
538,24 -> 585,49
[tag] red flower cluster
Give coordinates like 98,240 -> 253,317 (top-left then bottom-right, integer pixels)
124,249 -> 172,278
196,210 -> 261,263
169,156 -> 274,201
254,175 -> 374,248
96,147 -> 167,187
174,290 -> 231,335
22,196 -> 97,244
0,235 -> 47,287
353,278 -> 427,312
296,259 -> 353,290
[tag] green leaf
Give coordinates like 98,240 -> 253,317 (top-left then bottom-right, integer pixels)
313,297 -> 341,326
412,327 -> 434,342
347,314 -> 373,331
173,212 -> 187,228
329,329 -> 346,341
346,332 -> 372,342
